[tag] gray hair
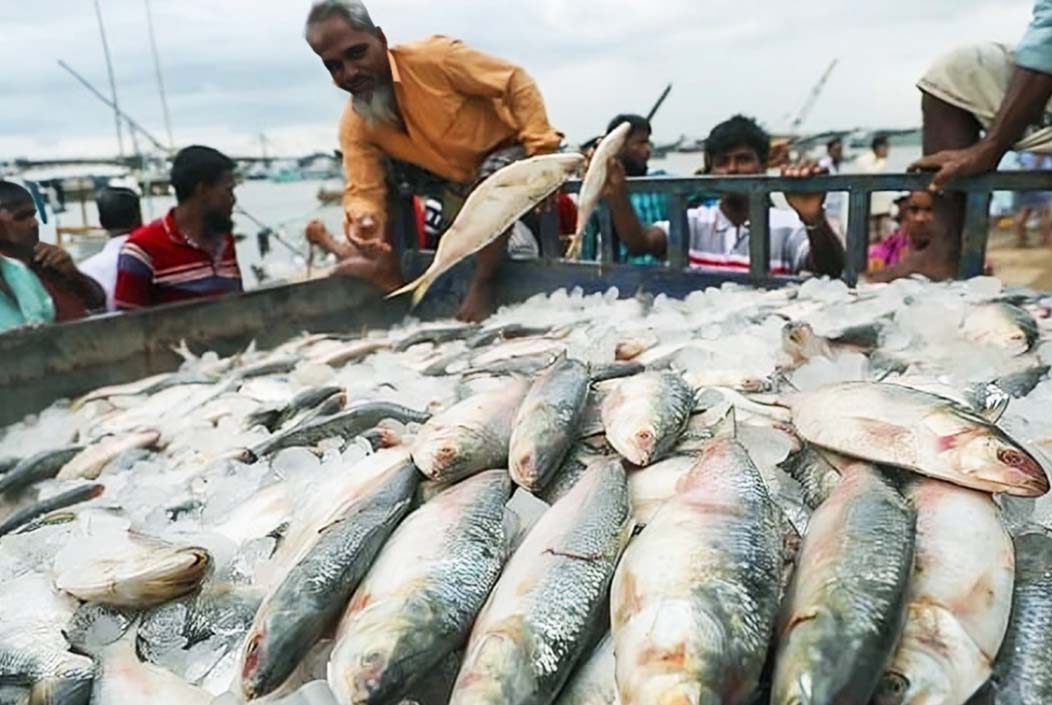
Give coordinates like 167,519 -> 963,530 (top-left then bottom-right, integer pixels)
306,0 -> 379,35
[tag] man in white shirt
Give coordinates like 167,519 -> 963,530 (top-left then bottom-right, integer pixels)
818,137 -> 847,232
602,115 -> 845,277
80,187 -> 142,312
853,135 -> 895,242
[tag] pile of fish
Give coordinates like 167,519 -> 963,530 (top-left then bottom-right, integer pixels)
3,275 -> 1052,705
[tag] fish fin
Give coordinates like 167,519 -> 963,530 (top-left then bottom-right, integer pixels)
30,677 -> 93,705
772,368 -> 800,392
714,405 -> 737,440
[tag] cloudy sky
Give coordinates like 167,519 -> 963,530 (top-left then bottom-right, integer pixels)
0,0 -> 1036,160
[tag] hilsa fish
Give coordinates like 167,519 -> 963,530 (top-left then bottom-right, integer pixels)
388,152 -> 585,306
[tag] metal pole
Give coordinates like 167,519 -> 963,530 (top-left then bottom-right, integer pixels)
92,0 -> 126,158
645,84 -> 673,123
57,60 -> 171,154
144,0 -> 175,148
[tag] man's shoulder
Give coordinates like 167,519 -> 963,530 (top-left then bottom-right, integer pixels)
394,35 -> 464,61
124,219 -> 168,249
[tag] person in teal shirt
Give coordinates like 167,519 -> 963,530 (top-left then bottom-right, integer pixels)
578,114 -> 669,265
0,254 -> 55,334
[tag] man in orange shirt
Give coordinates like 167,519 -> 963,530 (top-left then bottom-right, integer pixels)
305,0 -> 564,322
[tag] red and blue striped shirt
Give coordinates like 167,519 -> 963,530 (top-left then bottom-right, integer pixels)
114,209 -> 242,310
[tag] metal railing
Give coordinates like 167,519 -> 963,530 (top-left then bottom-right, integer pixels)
489,170 -> 1052,288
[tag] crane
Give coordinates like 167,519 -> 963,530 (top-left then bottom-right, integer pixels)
790,59 -> 839,133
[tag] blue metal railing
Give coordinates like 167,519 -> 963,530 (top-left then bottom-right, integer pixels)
541,171 -> 1052,286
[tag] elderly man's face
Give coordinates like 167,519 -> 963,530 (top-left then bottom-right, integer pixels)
0,199 -> 40,252
307,16 -> 391,100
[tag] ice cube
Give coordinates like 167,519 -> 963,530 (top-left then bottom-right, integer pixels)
272,448 -> 322,483
964,276 -> 1003,301
185,636 -> 232,685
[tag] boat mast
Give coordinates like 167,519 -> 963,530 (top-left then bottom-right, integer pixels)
92,0 -> 126,159
144,0 -> 175,149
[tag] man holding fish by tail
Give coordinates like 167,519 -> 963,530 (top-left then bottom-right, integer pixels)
305,0 -> 564,322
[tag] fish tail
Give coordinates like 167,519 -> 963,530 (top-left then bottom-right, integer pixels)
565,231 -> 584,259
409,272 -> 437,308
30,677 -> 93,705
385,272 -> 430,305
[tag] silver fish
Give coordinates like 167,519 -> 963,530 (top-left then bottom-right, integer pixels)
625,454 -> 696,526
509,355 -> 591,492
961,303 -> 1039,356
55,537 -> 211,609
239,463 -> 418,700
981,532 -> 1052,705
0,447 -> 85,496
601,372 -> 694,467
779,445 -> 842,509
782,321 -> 881,367
779,382 -> 1049,497
389,153 -> 585,306
467,324 -> 553,350
772,463 -> 916,705
56,431 -> 161,481
612,439 -> 784,705
449,459 -> 632,705
327,470 -> 514,705
872,479 -> 1014,705
249,401 -> 429,461
538,443 -> 611,506
0,484 -> 105,538
567,121 -> 632,259
395,324 -> 480,352
412,380 -> 529,483
0,574 -> 95,705
553,633 -> 617,705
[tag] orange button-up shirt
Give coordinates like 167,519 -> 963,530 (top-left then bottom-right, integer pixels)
338,35 -> 564,235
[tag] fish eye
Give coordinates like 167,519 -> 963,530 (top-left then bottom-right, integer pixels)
998,448 -> 1028,467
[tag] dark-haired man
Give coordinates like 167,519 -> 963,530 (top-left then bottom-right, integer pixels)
577,114 -> 669,264
115,146 -> 243,310
603,115 -> 845,276
0,180 -> 104,321
81,187 -> 142,312
304,0 -> 563,321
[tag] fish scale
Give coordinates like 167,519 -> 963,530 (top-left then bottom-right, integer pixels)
450,459 -> 631,705
238,463 -> 419,701
612,439 -> 784,705
328,470 -> 514,705
982,532 -> 1052,705
773,464 -> 917,705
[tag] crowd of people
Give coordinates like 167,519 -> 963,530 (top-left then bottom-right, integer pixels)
2,0 -> 1052,332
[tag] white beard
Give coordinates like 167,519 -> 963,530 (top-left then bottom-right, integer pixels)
352,83 -> 400,127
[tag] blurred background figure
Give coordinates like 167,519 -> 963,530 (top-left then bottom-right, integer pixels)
80,187 -> 143,312
1015,151 -> 1052,247
853,134 -> 895,242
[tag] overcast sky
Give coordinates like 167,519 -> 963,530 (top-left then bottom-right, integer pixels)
0,0 -> 1036,160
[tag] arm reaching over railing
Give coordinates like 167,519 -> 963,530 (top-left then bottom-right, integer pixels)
604,159 -> 668,259
781,162 -> 846,278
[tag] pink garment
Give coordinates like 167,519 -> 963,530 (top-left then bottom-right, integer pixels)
868,228 -> 911,270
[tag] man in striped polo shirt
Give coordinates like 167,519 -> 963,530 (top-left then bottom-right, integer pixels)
115,146 -> 243,310
604,115 -> 845,277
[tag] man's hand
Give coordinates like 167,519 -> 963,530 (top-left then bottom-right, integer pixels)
344,213 -> 391,257
782,161 -> 828,225
305,219 -> 329,246
32,243 -> 78,278
909,141 -> 1002,192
